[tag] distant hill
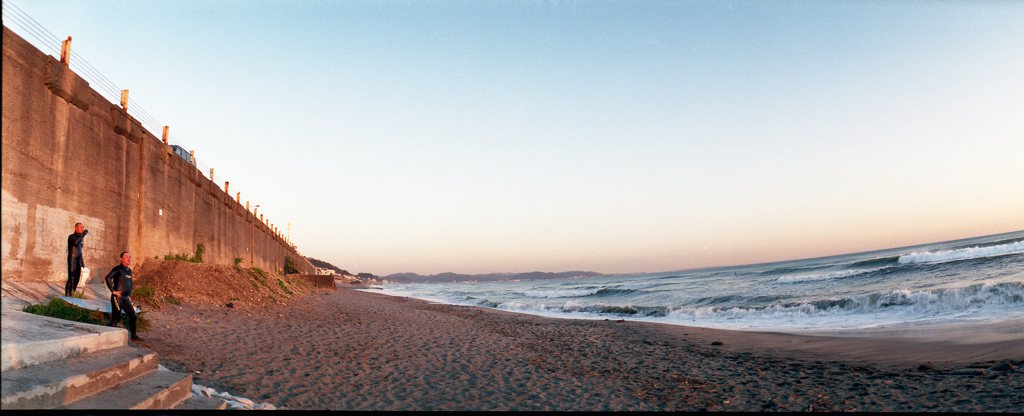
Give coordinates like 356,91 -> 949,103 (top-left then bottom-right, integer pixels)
382,271 -> 602,283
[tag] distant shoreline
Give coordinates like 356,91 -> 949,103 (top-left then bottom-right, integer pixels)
360,286 -> 1024,367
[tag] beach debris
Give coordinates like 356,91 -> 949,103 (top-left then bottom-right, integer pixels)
711,341 -> 724,346
152,364 -> 275,410
917,362 -> 933,372
192,383 -> 275,410
990,360 -> 1017,372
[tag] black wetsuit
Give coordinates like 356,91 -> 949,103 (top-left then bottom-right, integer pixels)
65,230 -> 88,296
104,264 -> 137,339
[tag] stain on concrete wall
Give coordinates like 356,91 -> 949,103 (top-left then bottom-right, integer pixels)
2,189 -> 29,274
31,203 -> 104,282
2,26 -> 315,283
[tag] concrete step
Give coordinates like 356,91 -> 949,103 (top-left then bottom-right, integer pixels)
1,309 -> 127,371
175,393 -> 228,410
1,346 -> 157,409
61,367 -> 192,410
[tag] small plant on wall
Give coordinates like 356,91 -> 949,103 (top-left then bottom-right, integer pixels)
284,256 -> 299,275
163,243 -> 205,263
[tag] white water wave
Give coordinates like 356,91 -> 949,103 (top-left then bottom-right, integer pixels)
898,241 -> 1024,265
672,281 -> 1024,323
521,287 -> 602,298
776,266 -> 891,284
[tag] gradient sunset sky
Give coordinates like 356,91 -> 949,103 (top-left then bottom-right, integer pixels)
6,0 -> 1023,275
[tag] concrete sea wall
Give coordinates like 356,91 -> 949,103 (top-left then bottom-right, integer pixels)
2,26 -> 315,283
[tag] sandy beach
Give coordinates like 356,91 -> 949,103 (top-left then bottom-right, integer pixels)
139,285 -> 1024,411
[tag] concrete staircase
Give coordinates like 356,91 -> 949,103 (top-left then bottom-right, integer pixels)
1,309 -> 225,410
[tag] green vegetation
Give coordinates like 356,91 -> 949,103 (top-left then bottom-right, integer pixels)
23,298 -> 105,325
284,256 -> 299,275
133,282 -> 157,305
22,297 -> 150,333
277,279 -> 293,295
135,311 -> 151,333
250,267 -> 269,288
193,243 -> 204,262
164,243 -> 205,263
234,257 -> 244,269
124,282 -> 180,310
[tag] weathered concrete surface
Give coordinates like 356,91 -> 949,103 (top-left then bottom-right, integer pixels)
0,281 -> 110,312
61,367 -> 192,410
0,309 -> 127,371
294,274 -> 337,290
1,25 -> 314,286
1,346 -> 157,409
0,307 -> 219,410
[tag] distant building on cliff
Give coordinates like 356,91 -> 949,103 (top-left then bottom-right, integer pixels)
315,267 -> 335,276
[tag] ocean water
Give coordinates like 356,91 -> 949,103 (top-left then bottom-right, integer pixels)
365,231 -> 1024,332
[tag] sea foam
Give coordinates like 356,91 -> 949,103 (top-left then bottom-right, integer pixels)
669,281 -> 1024,325
898,241 -> 1024,265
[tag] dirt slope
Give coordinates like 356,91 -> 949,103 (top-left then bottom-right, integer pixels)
132,260 -> 314,311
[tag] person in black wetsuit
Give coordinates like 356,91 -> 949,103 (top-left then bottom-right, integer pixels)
66,223 -> 89,296
105,251 -> 140,341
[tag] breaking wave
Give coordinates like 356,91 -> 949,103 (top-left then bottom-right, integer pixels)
519,286 -> 603,298
519,286 -> 640,299
478,299 -> 669,317
484,282 -> 1024,324
897,241 -> 1024,265
672,281 -> 1024,321
776,266 -> 892,284
848,256 -> 900,268
562,304 -> 670,317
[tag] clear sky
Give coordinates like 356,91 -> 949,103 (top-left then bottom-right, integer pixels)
5,0 -> 1023,276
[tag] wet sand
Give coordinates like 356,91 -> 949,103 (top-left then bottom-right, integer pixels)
142,286 -> 1023,411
